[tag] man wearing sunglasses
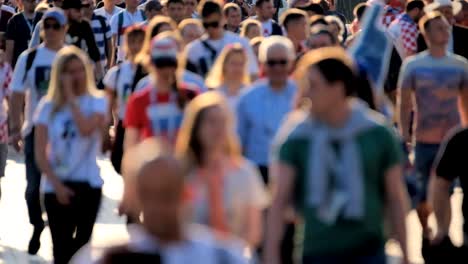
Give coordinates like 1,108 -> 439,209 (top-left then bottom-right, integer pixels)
184,0 -> 258,78
5,0 -> 43,67
9,8 -> 67,256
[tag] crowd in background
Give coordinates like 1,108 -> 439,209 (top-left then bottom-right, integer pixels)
0,0 -> 467,263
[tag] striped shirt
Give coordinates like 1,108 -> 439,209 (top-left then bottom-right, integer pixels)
91,14 -> 112,69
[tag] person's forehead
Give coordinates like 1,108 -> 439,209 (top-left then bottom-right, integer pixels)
267,46 -> 289,58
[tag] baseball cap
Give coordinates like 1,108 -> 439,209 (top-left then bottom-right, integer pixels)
42,7 -> 68,26
150,34 -> 179,67
424,0 -> 462,15
62,0 -> 83,9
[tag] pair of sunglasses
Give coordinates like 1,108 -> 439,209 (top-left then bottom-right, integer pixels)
152,57 -> 178,68
44,22 -> 61,30
266,59 -> 288,66
203,21 -> 220,29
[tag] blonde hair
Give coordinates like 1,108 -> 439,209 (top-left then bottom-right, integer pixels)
205,44 -> 250,89
178,18 -> 203,33
47,46 -> 100,115
175,92 -> 241,169
240,19 -> 262,39
258,36 -> 295,63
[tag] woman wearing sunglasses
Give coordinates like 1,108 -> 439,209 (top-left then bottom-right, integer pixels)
120,32 -> 198,219
33,46 -> 108,264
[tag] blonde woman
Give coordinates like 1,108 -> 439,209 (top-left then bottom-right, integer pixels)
205,44 -> 250,110
33,46 -> 108,264
240,19 -> 262,40
175,92 -> 268,248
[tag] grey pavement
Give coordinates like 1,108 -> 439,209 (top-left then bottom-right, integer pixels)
0,148 -> 464,264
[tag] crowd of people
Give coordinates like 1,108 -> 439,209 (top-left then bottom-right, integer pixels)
0,0 -> 467,263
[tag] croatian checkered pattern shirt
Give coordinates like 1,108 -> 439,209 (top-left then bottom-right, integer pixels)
382,5 -> 402,28
389,13 -> 419,57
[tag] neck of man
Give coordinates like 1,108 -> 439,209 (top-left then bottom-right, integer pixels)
45,41 -> 64,51
318,100 -> 351,128
226,24 -> 238,32
259,15 -> 270,23
24,9 -> 35,18
210,31 -> 224,40
127,5 -> 137,13
269,79 -> 287,91
104,1 -> 115,13
155,78 -> 173,93
429,44 -> 447,58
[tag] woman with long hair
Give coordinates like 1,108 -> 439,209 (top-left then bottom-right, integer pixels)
175,92 -> 268,248
34,46 -> 108,264
205,44 -> 250,109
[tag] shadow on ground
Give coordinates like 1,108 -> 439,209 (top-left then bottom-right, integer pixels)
0,244 -> 48,264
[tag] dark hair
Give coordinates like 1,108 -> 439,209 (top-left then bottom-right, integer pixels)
255,0 -> 272,8
298,3 -> 324,15
199,0 -> 222,18
310,25 -> 337,45
406,0 -> 424,12
353,3 -> 367,21
223,3 -> 241,16
309,15 -> 328,27
280,9 -> 308,29
145,0 -> 163,11
315,58 -> 356,96
166,0 -> 184,6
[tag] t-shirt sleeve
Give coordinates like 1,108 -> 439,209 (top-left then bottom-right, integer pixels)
123,93 -> 143,129
103,66 -> 118,90
397,59 -> 413,90
29,21 -> 42,48
110,13 -> 119,36
9,51 -> 28,93
380,126 -> 404,173
434,130 -> 464,181
33,98 -> 52,125
93,96 -> 109,115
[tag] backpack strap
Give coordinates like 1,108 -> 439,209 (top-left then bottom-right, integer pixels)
130,63 -> 146,93
199,40 -> 217,76
23,47 -> 38,83
117,11 -> 124,46
140,10 -> 147,21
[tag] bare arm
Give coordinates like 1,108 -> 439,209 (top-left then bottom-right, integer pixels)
385,164 -> 410,263
69,101 -> 106,137
263,162 -> 295,264
5,40 -> 14,65
457,86 -> 468,126
106,38 -> 113,69
110,35 -> 117,67
397,87 -> 413,142
429,175 -> 452,239
243,206 -> 263,248
105,88 -> 118,127
123,127 -> 140,152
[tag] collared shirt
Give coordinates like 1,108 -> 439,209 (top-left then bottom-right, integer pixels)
236,78 -> 297,166
382,5 -> 402,28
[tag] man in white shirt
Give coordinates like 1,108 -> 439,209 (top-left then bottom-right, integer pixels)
94,0 -> 124,23
184,0 -> 258,78
109,0 -> 146,66
255,0 -> 283,37
9,8 -> 67,256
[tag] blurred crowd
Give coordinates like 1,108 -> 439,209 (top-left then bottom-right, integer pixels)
0,0 -> 467,263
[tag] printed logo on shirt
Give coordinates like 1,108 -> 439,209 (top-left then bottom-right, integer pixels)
34,66 -> 51,98
146,103 -> 183,141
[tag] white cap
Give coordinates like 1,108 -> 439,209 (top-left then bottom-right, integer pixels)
424,0 -> 463,15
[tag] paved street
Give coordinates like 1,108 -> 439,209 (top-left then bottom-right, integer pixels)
0,148 -> 464,264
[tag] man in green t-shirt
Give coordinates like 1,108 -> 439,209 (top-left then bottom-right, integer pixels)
263,48 -> 410,264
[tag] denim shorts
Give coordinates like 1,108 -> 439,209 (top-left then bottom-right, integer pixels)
414,142 -> 440,202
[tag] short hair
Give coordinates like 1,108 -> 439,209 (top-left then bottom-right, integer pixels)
223,3 -> 241,16
309,14 -> 329,27
353,3 -> 367,21
280,8 -> 308,30
198,0 -> 222,18
145,0 -> 163,11
258,36 -> 295,63
165,0 -> 184,6
255,0 -> 272,8
297,3 -> 324,15
419,11 -> 447,36
406,0 -> 425,12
